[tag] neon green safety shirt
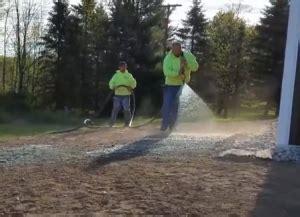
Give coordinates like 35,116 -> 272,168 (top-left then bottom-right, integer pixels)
109,70 -> 137,96
163,51 -> 199,86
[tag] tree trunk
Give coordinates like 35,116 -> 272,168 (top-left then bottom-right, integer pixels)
11,57 -> 17,92
191,26 -> 195,53
232,73 -> 241,117
2,54 -> 7,92
14,0 -> 23,94
217,92 -> 229,119
264,100 -> 271,117
31,59 -> 37,95
19,12 -> 29,94
95,54 -> 101,111
2,7 -> 10,92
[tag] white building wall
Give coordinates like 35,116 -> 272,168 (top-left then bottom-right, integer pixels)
277,0 -> 300,146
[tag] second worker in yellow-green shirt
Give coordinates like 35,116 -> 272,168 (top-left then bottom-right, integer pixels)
109,61 -> 137,127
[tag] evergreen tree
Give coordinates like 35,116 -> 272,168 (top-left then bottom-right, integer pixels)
208,11 -> 248,118
108,0 -> 165,111
72,0 -> 97,111
91,5 -> 110,110
176,0 -> 209,107
40,0 -> 70,109
177,0 -> 208,65
60,11 -> 82,108
252,0 -> 289,116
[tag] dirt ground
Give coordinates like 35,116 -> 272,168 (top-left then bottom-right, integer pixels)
1,121 -> 300,217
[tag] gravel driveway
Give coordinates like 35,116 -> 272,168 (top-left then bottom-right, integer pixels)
2,119 -> 295,168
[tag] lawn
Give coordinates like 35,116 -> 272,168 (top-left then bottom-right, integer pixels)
0,123 -> 77,139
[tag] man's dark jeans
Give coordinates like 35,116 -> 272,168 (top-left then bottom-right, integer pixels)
161,85 -> 182,131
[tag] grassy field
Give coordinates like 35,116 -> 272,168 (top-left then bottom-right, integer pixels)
0,110 -> 84,139
0,99 -> 277,139
0,123 -> 73,138
213,110 -> 277,122
213,100 -> 277,122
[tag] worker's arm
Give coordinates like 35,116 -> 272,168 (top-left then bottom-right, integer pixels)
129,74 -> 137,89
109,74 -> 116,90
163,56 -> 180,77
185,52 -> 199,72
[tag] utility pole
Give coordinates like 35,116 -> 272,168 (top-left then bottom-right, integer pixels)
161,4 -> 182,56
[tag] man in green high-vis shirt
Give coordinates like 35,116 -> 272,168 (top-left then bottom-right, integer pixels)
109,61 -> 137,127
161,42 -> 199,131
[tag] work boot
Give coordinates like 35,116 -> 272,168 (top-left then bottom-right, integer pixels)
124,110 -> 131,127
169,123 -> 178,132
169,126 -> 176,132
109,122 -> 114,128
160,125 -> 168,132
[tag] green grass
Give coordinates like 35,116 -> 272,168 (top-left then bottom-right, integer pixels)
0,97 -> 277,139
213,107 -> 277,122
91,116 -> 160,128
0,123 -> 75,139
210,98 -> 277,122
0,109 -> 85,139
0,110 -> 82,125
131,116 -> 160,124
0,115 -> 158,139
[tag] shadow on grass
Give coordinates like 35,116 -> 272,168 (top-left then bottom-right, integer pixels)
87,132 -> 170,170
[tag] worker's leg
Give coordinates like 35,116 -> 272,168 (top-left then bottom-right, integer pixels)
110,96 -> 122,127
161,86 -> 179,131
122,96 -> 131,127
161,86 -> 172,131
169,86 -> 182,130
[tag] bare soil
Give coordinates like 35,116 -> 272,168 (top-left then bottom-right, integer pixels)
1,121 -> 300,217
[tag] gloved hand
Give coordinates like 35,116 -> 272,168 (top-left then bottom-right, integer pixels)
180,64 -> 186,74
177,74 -> 186,81
181,58 -> 187,66
180,57 -> 187,74
126,87 -> 133,92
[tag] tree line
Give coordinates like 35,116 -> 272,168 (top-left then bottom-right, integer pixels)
0,0 -> 289,118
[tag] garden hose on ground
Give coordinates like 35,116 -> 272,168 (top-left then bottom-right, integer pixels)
47,85 -> 158,134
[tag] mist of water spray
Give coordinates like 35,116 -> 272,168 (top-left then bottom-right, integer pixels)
178,84 -> 214,123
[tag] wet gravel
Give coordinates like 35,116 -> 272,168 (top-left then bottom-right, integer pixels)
1,120 -> 300,167
87,121 -> 278,161
0,144 -> 80,166
88,121 -> 300,162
